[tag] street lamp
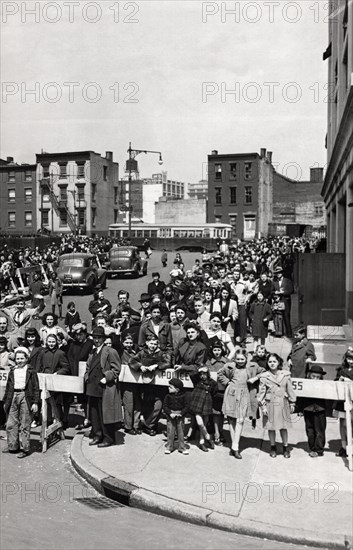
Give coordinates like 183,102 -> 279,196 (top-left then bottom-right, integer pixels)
126,142 -> 163,239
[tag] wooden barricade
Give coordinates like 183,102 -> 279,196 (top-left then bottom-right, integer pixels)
0,368 -> 352,467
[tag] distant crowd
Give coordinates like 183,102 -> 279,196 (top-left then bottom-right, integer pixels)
0,234 -> 352,461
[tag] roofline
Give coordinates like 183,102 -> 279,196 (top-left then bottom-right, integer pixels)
208,153 -> 260,160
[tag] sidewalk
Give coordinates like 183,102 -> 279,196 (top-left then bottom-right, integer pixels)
71,414 -> 352,549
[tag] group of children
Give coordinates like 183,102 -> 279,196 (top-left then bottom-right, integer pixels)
161,341 -> 353,460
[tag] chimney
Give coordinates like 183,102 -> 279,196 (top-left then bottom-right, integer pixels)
267,151 -> 273,163
260,148 -> 266,158
6,156 -> 14,163
310,167 -> 324,183
211,150 -> 218,155
105,151 -> 113,161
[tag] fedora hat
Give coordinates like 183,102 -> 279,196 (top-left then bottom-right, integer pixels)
138,293 -> 151,303
91,327 -> 106,338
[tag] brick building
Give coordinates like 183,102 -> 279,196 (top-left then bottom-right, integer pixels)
207,149 -> 273,240
36,151 -> 119,235
322,0 -> 353,326
272,167 -> 326,235
0,157 -> 37,234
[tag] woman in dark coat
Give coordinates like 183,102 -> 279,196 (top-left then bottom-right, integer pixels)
24,328 -> 44,373
249,291 -> 272,347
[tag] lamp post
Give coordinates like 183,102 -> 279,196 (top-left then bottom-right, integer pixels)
68,189 -> 77,236
126,142 -> 163,239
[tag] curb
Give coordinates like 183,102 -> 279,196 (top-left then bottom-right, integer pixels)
71,435 -> 351,549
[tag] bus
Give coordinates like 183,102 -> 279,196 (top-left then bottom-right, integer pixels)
108,223 -> 232,251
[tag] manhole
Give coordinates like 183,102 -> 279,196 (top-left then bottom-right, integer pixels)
74,496 -> 124,509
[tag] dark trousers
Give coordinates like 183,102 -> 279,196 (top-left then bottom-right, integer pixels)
234,304 -> 247,342
142,389 -> 165,430
166,417 -> 186,451
304,410 -> 326,453
6,391 -> 32,452
273,313 -> 285,336
88,396 -> 117,444
283,297 -> 292,337
122,384 -> 142,430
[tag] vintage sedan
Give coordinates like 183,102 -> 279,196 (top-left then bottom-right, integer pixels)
57,253 -> 107,293
107,246 -> 148,277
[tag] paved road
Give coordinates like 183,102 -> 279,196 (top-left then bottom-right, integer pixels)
59,250 -> 199,328
1,434 -> 319,550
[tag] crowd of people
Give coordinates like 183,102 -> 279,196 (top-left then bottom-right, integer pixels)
0,235 -> 352,462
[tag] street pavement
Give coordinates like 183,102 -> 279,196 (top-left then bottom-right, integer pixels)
1,433 -> 316,550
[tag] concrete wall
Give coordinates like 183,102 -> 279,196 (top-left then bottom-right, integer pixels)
155,198 -> 206,225
142,183 -> 163,223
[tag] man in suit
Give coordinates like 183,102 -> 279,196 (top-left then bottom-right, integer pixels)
273,267 -> 294,338
147,272 -> 166,298
85,327 -> 122,447
138,304 -> 173,353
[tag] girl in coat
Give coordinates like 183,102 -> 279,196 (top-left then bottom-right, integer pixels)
205,339 -> 228,445
249,291 -> 272,348
24,327 -> 44,427
333,348 -> 353,458
248,349 -> 267,430
188,366 -> 218,452
257,353 -> 296,458
218,349 -> 252,459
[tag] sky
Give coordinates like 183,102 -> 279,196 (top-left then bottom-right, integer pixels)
1,0 -> 329,183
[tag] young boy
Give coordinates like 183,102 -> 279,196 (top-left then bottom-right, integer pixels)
65,302 -> 81,335
3,347 -> 40,458
287,326 -> 316,378
129,335 -> 170,435
163,378 -> 189,454
271,294 -> 285,337
298,364 -> 328,457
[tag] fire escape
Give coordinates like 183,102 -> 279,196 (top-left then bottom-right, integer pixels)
40,177 -> 77,233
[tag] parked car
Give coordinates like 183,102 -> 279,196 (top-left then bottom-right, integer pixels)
107,246 -> 148,278
57,253 -> 107,293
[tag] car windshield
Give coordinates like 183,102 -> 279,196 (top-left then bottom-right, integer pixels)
60,258 -> 84,267
111,249 -> 132,257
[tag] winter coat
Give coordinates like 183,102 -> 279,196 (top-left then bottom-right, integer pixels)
85,345 -> 123,424
247,362 -> 266,418
249,301 -> 272,339
189,375 -> 218,416
40,348 -> 71,375
257,370 -> 296,430
27,346 -> 44,372
174,340 -> 208,378
66,338 -> 94,376
3,365 -> 40,413
163,392 -> 189,417
138,320 -> 173,353
218,364 -> 251,419
287,338 -> 316,378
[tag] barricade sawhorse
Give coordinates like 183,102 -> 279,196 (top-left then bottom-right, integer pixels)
0,368 -> 352,466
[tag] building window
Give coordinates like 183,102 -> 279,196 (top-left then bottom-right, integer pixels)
230,187 -> 237,204
78,209 -> 85,226
91,208 -> 97,227
59,210 -> 67,227
42,165 -> 50,178
91,184 -> 97,202
59,164 -> 67,178
245,162 -> 252,180
41,210 -> 49,226
42,192 -> 50,203
59,187 -> 68,201
103,166 -> 108,181
77,188 -> 85,201
215,164 -> 222,180
24,211 -> 33,227
8,212 -> 15,228
24,188 -> 32,203
114,209 -> 119,223
229,163 -> 237,180
215,187 -> 222,204
215,215 -> 222,223
8,171 -> 15,183
25,170 -> 32,182
245,186 -> 252,204
8,189 -> 16,203
314,205 -> 324,216
77,163 -> 85,178
229,215 -> 237,237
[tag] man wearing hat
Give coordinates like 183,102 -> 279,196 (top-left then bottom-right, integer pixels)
85,327 -> 122,447
297,365 -> 329,457
147,272 -> 166,298
138,293 -> 151,322
273,266 -> 294,338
